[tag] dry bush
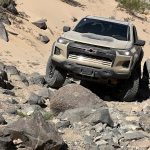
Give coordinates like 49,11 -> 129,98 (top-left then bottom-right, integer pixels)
117,0 -> 150,13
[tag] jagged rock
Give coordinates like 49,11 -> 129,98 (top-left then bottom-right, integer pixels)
7,3 -> 18,15
0,136 -> 16,150
0,114 -> 7,125
58,107 -> 114,127
19,72 -> 29,86
0,13 -> 11,25
3,111 -> 64,149
27,92 -> 46,107
85,144 -> 99,150
2,89 -> 15,96
0,22 -> 8,42
5,65 -> 19,76
0,70 -> 8,81
38,34 -> 50,44
50,84 -> 107,114
32,19 -> 47,30
56,120 -> 71,129
6,98 -> 18,104
38,87 -> 54,99
0,0 -> 11,7
0,100 -> 20,116
98,145 -> 115,150
129,138 -> 150,149
17,104 -> 41,116
139,114 -> 150,133
28,72 -> 45,85
122,131 -> 146,141
0,62 -> 5,70
85,108 -> 114,127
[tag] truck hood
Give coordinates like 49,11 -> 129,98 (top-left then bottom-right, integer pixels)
62,31 -> 132,49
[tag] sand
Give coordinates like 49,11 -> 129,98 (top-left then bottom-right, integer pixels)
0,0 -> 149,74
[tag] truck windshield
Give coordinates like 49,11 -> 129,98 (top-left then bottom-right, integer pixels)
74,18 -> 130,41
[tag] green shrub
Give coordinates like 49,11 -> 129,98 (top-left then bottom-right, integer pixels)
117,0 -> 150,13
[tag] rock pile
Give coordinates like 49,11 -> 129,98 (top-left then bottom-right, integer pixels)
0,62 -> 149,150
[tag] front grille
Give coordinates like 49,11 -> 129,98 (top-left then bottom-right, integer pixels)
68,54 -> 112,67
67,42 -> 116,68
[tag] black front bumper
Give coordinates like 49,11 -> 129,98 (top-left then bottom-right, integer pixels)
52,60 -> 130,80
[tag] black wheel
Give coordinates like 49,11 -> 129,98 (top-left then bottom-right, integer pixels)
45,57 -> 66,89
116,67 -> 141,102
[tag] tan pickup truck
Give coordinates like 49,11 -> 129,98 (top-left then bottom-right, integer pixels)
45,16 -> 145,101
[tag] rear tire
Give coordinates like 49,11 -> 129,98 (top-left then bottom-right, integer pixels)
45,57 -> 66,89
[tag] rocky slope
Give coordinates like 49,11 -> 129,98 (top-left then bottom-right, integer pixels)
0,62 -> 149,150
0,0 -> 150,150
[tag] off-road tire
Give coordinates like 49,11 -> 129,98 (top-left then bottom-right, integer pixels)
143,60 -> 150,88
45,57 -> 66,89
116,66 -> 141,102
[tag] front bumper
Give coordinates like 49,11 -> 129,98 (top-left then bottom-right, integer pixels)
52,59 -> 131,80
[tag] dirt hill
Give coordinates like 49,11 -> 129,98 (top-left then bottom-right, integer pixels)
0,0 -> 149,74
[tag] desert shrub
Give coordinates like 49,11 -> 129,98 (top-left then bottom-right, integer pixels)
117,0 -> 150,13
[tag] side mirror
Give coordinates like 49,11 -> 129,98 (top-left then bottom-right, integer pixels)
134,40 -> 145,46
63,26 -> 71,32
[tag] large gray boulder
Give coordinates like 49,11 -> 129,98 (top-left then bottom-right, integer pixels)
2,111 -> 64,149
0,22 -> 8,42
50,84 -> 107,114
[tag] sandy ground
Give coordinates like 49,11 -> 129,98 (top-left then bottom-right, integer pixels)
0,0 -> 150,74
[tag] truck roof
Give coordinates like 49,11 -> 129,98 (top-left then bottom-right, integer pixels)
86,16 -> 132,26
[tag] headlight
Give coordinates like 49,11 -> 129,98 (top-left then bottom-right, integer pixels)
57,37 -> 71,44
118,50 -> 132,56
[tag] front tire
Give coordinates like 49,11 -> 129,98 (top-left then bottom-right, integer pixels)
45,57 -> 66,89
115,67 -> 140,102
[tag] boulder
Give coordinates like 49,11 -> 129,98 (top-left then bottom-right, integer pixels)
17,104 -> 41,116
3,111 -> 65,149
28,72 -> 45,85
0,13 -> 11,25
0,0 -> 11,7
0,114 -> 7,125
0,70 -> 8,81
0,70 -> 7,89
38,34 -> 50,44
7,3 -> 18,15
122,131 -> 146,141
139,114 -> 150,133
0,136 -> 16,150
0,22 -> 8,42
58,107 -> 114,127
50,84 -> 107,114
38,87 -> 54,99
0,62 -> 5,70
5,65 -> 19,76
19,72 -> 29,86
27,92 -> 46,107
32,19 -> 47,30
